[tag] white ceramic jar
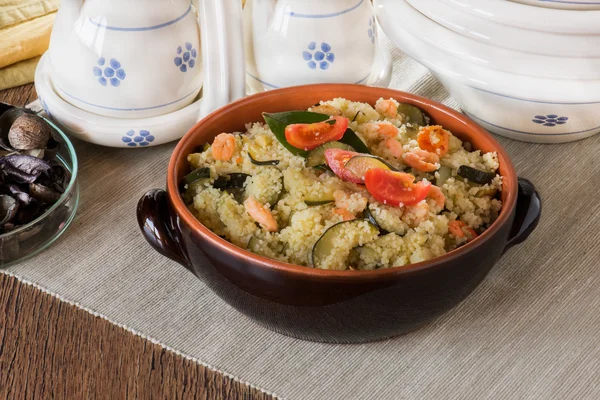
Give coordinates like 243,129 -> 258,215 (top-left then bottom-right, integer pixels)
244,0 -> 377,91
49,0 -> 203,119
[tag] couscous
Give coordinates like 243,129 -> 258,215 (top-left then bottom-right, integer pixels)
181,98 -> 503,270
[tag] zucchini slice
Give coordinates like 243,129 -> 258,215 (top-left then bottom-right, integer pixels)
305,200 -> 334,207
362,205 -> 389,235
306,141 -> 354,168
247,236 -> 261,252
213,173 -> 251,202
182,167 -> 210,186
436,166 -> 453,187
311,220 -> 379,269
397,103 -> 427,126
457,165 -> 496,185
248,143 -> 280,166
344,155 -> 395,182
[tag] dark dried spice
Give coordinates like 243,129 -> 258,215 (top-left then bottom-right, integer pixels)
0,104 -> 70,234
0,195 -> 18,225
5,184 -> 33,206
29,183 -> 61,204
0,107 -> 35,151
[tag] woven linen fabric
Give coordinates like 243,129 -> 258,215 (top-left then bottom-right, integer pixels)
6,39 -> 600,400
0,0 -> 58,29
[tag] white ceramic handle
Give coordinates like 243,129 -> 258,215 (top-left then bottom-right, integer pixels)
197,0 -> 246,118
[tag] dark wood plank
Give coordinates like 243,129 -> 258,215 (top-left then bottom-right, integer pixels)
0,273 -> 274,399
0,84 -> 38,106
0,84 -> 274,399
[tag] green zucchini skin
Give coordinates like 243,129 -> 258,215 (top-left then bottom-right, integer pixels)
457,165 -> 496,185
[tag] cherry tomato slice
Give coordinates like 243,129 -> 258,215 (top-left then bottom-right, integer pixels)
417,125 -> 450,156
324,148 -> 364,184
285,116 -> 349,151
364,168 -> 432,207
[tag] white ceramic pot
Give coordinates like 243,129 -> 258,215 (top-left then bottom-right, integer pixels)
375,0 -> 600,143
509,0 -> 600,10
406,0 -> 600,57
36,54 -> 203,148
393,0 -> 600,80
244,0 -> 378,90
439,0 -> 600,34
48,0 -> 245,120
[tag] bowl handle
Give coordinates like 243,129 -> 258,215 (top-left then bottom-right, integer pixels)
137,189 -> 193,272
196,0 -> 246,117
504,178 -> 542,253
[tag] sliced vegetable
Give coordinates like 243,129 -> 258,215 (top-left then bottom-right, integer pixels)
338,128 -> 370,154
249,153 -> 280,166
247,236 -> 261,252
305,200 -> 334,207
263,111 -> 330,157
344,155 -> 395,182
182,179 -> 208,204
324,148 -> 363,184
397,103 -> 426,126
457,165 -> 496,185
363,204 -> 389,235
436,166 -> 453,187
474,187 -> 498,198
311,220 -> 379,269
182,167 -> 210,186
417,126 -> 450,156
213,173 -> 251,189
284,116 -> 348,151
364,169 -> 431,207
213,173 -> 251,202
306,141 -> 354,168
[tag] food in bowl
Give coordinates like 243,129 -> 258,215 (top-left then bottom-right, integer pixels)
180,98 -> 502,270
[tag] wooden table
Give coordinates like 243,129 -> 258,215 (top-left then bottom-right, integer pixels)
0,84 -> 272,400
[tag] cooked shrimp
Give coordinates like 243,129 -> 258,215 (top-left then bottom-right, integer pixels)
385,138 -> 404,158
333,208 -> 356,221
310,104 -> 342,116
448,220 -> 478,241
244,196 -> 278,232
402,149 -> 440,172
333,190 -> 368,213
375,98 -> 398,118
427,185 -> 445,212
212,133 -> 236,161
402,201 -> 429,228
377,122 -> 398,138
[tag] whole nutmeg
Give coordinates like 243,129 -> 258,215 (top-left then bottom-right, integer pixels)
8,114 -> 51,150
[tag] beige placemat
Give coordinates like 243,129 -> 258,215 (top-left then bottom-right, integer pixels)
6,39 -> 600,400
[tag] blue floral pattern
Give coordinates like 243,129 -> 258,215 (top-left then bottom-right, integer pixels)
302,42 -> 335,70
532,114 -> 568,127
174,42 -> 197,73
368,16 -> 377,44
121,130 -> 154,147
93,58 -> 126,87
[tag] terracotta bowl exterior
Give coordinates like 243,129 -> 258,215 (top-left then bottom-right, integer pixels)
137,84 -> 541,343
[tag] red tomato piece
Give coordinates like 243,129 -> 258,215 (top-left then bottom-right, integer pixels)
285,116 -> 349,151
324,148 -> 364,184
364,168 -> 432,207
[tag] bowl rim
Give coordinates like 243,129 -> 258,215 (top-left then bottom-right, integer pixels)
167,84 -> 518,281
0,114 -> 79,240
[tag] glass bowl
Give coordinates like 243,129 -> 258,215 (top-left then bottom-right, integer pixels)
0,115 -> 79,267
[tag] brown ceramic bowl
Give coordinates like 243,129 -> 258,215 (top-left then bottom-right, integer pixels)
137,84 -> 541,343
